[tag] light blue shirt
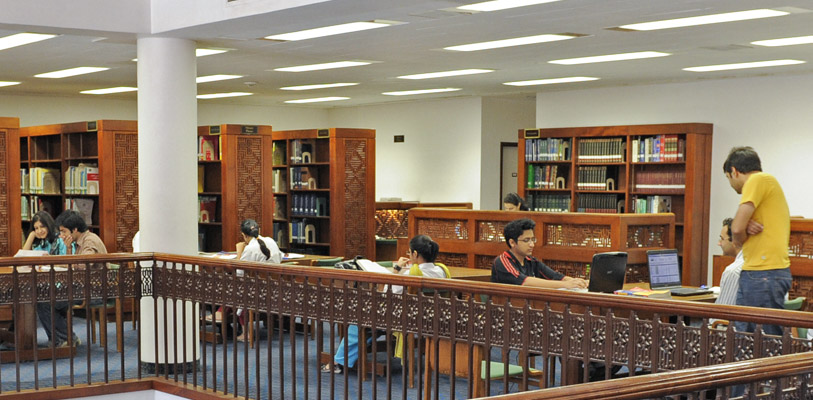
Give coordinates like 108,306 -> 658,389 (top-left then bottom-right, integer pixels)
32,237 -> 68,255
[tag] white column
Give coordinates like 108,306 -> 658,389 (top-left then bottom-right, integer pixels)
136,36 -> 199,368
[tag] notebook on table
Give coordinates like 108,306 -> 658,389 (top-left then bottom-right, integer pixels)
647,249 -> 712,296
568,251 -> 627,293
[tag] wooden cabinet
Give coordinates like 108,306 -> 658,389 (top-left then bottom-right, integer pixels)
18,120 -> 139,252
196,124 -> 274,252
0,117 -> 21,256
518,123 -> 712,286
271,128 -> 375,259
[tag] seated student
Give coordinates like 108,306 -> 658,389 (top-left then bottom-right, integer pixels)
323,235 -> 448,374
716,217 -> 743,307
22,211 -> 69,255
492,218 -> 587,289
503,192 -> 529,211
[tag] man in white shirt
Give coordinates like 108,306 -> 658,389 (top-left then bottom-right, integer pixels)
716,217 -> 744,307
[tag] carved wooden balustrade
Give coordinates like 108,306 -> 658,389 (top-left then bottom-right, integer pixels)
406,209 -> 676,284
0,252 -> 812,399
375,202 -> 473,239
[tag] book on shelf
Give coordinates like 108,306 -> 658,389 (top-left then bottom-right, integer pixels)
198,135 -> 219,161
291,194 -> 328,217
272,142 -> 286,166
632,195 -> 672,214
577,193 -> 622,213
273,223 -> 287,247
290,167 -> 317,189
577,137 -> 625,163
577,166 -> 613,190
21,196 -> 29,220
527,165 -> 564,189
64,163 -> 98,194
20,169 -> 29,193
631,135 -> 685,162
198,196 -> 218,223
525,138 -> 571,162
272,169 -> 287,193
526,193 -> 570,213
197,165 -> 204,193
633,169 -> 685,192
29,167 -> 61,194
86,166 -> 99,194
65,198 -> 94,225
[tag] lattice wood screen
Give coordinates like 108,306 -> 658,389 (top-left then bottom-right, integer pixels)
114,133 -> 139,252
236,137 -> 263,240
0,132 -> 8,256
343,139 -> 369,258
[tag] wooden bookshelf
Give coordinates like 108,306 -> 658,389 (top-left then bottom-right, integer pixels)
518,123 -> 713,286
0,118 -> 21,256
271,128 -> 375,259
196,124 -> 274,252
17,120 -> 139,252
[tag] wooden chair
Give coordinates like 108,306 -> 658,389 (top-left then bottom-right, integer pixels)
72,263 -> 130,352
711,297 -> 808,337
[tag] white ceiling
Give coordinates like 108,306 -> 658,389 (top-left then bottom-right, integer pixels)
1,0 -> 813,108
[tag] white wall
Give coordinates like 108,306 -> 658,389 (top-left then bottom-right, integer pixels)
481,95 -> 536,210
197,102 -> 328,130
536,73 -> 813,276
328,97 -> 484,208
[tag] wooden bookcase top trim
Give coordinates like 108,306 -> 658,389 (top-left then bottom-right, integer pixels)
272,128 -> 375,139
196,124 -> 273,136
0,117 -> 20,129
525,123 -> 713,139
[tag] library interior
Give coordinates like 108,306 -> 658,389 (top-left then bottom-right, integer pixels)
1,1 -> 813,399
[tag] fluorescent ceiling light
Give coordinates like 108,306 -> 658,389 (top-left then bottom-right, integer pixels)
285,97 -> 349,104
445,33 -> 577,52
382,88 -> 461,96
266,21 -> 397,41
752,35 -> 813,47
0,33 -> 57,51
35,67 -> 109,78
274,61 -> 371,72
81,86 -> 138,95
196,74 -> 243,83
458,0 -> 560,12
619,9 -> 788,31
196,48 -> 228,57
549,51 -> 670,65
0,81 -> 21,87
197,92 -> 253,99
683,59 -> 805,72
504,76 -> 599,86
398,69 -> 494,80
280,82 -> 359,91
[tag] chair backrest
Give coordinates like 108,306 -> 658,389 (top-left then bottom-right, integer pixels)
783,297 -> 807,338
313,257 -> 343,267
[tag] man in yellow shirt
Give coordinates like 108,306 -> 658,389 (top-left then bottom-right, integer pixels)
723,146 -> 791,336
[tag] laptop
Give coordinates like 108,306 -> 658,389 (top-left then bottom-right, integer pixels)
647,249 -> 712,296
569,251 -> 627,293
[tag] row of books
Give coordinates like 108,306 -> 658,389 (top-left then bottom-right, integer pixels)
291,194 -> 328,217
525,193 -> 571,213
290,167 -> 318,190
272,222 -> 287,247
524,138 -> 571,162
632,195 -> 673,214
64,163 -> 99,194
198,196 -> 218,223
576,194 -> 623,213
633,169 -> 686,192
289,219 -> 317,244
64,198 -> 94,225
631,135 -> 684,162
22,167 -> 61,194
290,140 -> 314,164
526,164 -> 566,189
577,138 -> 625,163
272,169 -> 287,193
576,166 -> 615,191
21,196 -> 56,220
198,135 -> 221,161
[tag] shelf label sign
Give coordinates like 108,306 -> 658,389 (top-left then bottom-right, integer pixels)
524,129 -> 540,139
317,129 -> 330,138
209,126 -> 221,135
86,121 -> 98,132
241,126 -> 259,135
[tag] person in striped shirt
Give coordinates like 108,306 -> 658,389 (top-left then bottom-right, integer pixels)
716,217 -> 743,307
491,218 -> 586,289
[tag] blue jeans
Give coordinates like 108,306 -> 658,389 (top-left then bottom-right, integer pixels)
734,268 -> 791,336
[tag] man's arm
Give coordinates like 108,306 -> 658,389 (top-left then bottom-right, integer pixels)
731,201 -> 755,248
523,276 -> 586,289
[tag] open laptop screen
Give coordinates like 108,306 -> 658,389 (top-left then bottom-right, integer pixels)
647,249 -> 682,289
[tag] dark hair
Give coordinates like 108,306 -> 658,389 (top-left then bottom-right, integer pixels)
55,210 -> 88,233
723,146 -> 762,174
241,219 -> 270,260
503,192 -> 529,211
504,218 -> 535,248
409,234 -> 439,263
722,217 -> 733,241
30,211 -> 59,248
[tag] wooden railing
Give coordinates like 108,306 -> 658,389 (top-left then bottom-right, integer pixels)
406,209 -> 675,283
375,201 -> 473,239
0,252 -> 812,399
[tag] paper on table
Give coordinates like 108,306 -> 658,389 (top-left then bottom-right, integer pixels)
283,253 -> 305,259
14,249 -> 48,257
355,259 -> 393,274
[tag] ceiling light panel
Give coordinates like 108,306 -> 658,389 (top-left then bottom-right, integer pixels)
266,21 -> 399,41
196,74 -> 243,83
35,67 -> 109,78
457,0 -> 561,12
197,92 -> 253,99
683,59 -> 805,72
382,88 -> 461,96
752,35 -> 813,47
196,48 -> 228,57
0,81 -> 21,87
504,76 -> 599,86
549,51 -> 670,65
274,61 -> 371,72
619,9 -> 788,31
81,87 -> 138,95
0,33 -> 57,51
280,83 -> 359,91
285,97 -> 349,104
398,69 -> 494,79
444,33 -> 579,52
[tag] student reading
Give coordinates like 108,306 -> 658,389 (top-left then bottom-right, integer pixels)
503,192 -> 529,212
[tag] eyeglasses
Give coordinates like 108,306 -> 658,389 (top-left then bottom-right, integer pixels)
519,237 -> 537,244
